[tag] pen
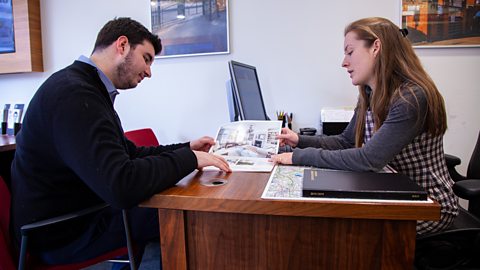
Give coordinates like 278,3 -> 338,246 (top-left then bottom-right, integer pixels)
3,105 -> 9,122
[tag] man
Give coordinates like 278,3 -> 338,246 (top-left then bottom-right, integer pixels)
10,17 -> 230,265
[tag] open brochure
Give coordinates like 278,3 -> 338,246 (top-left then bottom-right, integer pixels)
204,120 -> 282,172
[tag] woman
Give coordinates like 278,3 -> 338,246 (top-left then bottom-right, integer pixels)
271,17 -> 458,235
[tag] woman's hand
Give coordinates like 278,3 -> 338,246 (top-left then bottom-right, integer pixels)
270,153 -> 293,165
276,128 -> 299,147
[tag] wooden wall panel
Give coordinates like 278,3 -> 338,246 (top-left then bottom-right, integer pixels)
0,0 -> 43,74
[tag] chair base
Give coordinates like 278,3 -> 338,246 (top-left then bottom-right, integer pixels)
415,208 -> 480,270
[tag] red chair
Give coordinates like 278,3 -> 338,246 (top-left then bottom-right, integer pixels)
0,176 -> 136,270
0,176 -> 16,270
124,128 -> 159,147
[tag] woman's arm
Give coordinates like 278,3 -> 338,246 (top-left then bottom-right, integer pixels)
293,88 -> 427,171
296,111 -> 357,150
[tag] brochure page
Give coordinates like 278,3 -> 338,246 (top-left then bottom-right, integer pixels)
205,120 -> 282,172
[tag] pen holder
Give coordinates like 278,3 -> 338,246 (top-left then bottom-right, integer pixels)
277,116 -> 286,128
1,122 -> 6,135
14,123 -> 21,136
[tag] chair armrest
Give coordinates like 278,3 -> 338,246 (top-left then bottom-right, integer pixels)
445,154 -> 467,182
20,203 -> 109,235
445,154 -> 461,167
453,180 -> 480,200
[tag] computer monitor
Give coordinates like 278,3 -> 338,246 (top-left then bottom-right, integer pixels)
228,60 -> 269,121
226,79 -> 240,122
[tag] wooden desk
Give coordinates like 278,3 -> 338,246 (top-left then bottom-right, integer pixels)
140,170 -> 440,270
0,135 -> 16,152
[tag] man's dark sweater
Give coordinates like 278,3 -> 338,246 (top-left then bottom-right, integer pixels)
10,61 -> 197,251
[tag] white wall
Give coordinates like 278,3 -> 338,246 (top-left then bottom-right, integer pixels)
1,0 -> 479,174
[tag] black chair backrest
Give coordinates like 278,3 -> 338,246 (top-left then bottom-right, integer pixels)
467,131 -> 480,179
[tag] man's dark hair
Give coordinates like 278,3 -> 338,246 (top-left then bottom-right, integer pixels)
93,17 -> 162,55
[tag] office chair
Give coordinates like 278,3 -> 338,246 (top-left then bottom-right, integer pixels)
124,128 -> 159,147
415,131 -> 480,270
452,131 -> 480,218
0,176 -> 137,270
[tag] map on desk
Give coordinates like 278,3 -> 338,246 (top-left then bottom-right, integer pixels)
261,165 -> 307,199
261,165 -> 433,203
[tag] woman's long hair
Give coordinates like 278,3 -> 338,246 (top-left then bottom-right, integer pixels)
344,17 -> 447,147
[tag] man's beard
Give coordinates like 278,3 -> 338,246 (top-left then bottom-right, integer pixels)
115,51 -> 137,89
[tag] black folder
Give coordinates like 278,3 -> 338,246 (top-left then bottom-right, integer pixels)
302,169 -> 428,201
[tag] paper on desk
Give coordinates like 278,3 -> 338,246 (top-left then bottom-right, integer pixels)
204,120 -> 281,172
203,156 -> 275,172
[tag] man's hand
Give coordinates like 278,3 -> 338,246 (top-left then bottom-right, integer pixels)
190,136 -> 215,152
193,151 -> 231,172
270,153 -> 293,165
276,128 -> 299,147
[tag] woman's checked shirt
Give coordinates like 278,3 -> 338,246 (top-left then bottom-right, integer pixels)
365,111 -> 458,234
